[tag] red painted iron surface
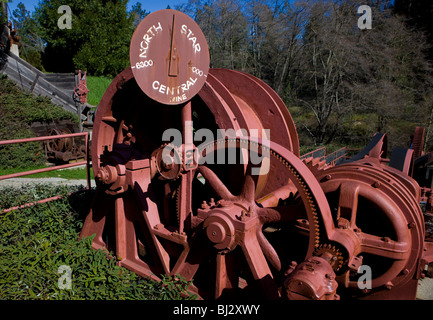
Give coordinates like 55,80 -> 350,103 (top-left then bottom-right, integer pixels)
80,9 -> 433,300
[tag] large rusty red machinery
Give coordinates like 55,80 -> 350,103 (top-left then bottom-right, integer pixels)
80,9 -> 433,300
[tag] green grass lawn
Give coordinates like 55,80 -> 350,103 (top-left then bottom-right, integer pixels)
86,76 -> 112,106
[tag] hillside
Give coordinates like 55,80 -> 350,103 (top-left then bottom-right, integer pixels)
0,75 -> 78,168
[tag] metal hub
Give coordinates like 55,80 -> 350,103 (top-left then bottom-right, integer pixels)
151,144 -> 183,180
199,197 -> 262,253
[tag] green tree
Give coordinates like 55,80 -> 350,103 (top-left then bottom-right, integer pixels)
130,2 -> 149,28
1,1 -> 8,26
291,0 -> 433,147
197,0 -> 248,70
35,0 -> 135,76
12,2 -> 45,70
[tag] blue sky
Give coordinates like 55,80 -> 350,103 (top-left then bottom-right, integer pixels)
7,0 -> 187,15
7,1 -> 397,17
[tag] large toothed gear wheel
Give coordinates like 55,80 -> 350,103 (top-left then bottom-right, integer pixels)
82,135 -> 335,300
169,137 -> 334,299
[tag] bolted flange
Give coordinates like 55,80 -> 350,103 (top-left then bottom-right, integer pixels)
204,212 -> 236,251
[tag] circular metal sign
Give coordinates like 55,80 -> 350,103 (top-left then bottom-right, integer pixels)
130,9 -> 210,105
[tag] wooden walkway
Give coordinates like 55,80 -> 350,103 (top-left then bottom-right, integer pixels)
1,52 -> 79,115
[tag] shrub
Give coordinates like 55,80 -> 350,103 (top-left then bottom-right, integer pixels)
0,77 -> 78,169
0,184 -> 196,300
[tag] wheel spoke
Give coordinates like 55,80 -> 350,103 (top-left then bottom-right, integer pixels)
338,181 -> 360,228
257,229 -> 281,271
360,232 -> 410,260
241,174 -> 256,202
214,252 -> 239,299
241,233 -> 271,279
241,232 -> 280,299
257,204 -> 306,224
256,181 -> 298,207
197,165 -> 235,200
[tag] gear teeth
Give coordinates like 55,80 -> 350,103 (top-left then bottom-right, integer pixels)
302,156 -> 329,176
197,138 -> 325,266
313,243 -> 344,271
175,184 -> 181,224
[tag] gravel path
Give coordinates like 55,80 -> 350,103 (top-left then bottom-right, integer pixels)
417,278 -> 433,300
0,177 -> 91,188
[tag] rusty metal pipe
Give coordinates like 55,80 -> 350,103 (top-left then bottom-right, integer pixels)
0,161 -> 87,181
0,132 -> 88,146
